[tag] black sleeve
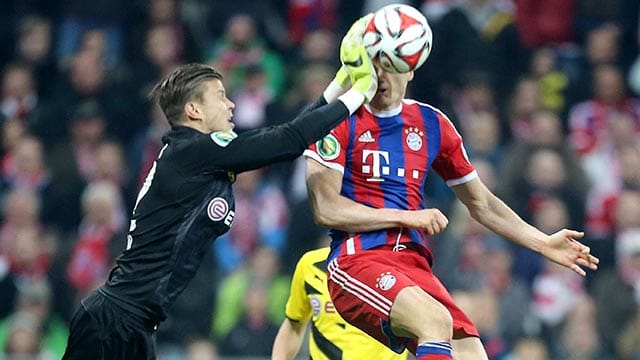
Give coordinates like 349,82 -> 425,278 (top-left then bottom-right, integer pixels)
296,96 -> 327,118
193,97 -> 349,174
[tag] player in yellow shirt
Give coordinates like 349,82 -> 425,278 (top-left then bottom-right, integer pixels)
272,247 -> 408,359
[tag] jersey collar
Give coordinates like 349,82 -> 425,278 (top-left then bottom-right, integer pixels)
364,103 -> 403,117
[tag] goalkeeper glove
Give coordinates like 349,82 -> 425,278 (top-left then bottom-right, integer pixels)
342,13 -> 373,49
341,41 -> 378,103
323,14 -> 374,103
322,66 -> 349,103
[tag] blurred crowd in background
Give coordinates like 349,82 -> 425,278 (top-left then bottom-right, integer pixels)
0,0 -> 639,359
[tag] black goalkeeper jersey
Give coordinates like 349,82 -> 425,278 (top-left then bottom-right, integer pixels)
99,97 -> 347,324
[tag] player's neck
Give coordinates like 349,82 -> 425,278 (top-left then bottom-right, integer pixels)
365,103 -> 403,117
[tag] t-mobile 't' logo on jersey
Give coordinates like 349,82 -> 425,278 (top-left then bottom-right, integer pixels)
362,150 -> 389,182
361,150 -> 421,182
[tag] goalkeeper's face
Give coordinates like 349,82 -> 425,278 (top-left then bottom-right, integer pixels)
190,79 -> 236,133
370,64 -> 414,111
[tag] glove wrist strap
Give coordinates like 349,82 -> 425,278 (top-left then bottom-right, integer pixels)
338,89 -> 365,115
323,80 -> 347,103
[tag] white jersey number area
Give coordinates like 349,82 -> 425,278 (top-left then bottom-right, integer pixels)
126,144 -> 168,250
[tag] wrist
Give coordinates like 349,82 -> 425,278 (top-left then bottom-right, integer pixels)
338,89 -> 365,114
323,80 -> 347,103
388,208 -> 409,228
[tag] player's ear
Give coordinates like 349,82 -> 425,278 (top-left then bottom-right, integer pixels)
184,101 -> 201,120
407,71 -> 414,82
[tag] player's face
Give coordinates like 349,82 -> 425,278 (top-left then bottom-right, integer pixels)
369,63 -> 413,111
198,79 -> 235,133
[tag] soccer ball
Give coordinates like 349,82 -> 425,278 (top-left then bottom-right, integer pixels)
363,4 -> 433,73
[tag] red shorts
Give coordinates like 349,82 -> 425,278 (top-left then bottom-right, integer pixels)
327,245 -> 479,354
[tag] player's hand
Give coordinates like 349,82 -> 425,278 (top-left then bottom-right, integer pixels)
340,15 -> 377,102
341,42 -> 377,102
402,208 -> 449,235
540,229 -> 599,277
332,15 -> 373,89
333,66 -> 350,89
343,13 -> 373,47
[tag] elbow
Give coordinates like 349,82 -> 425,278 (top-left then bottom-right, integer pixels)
310,198 -> 339,228
467,205 -> 483,220
466,199 -> 491,222
312,205 -> 335,228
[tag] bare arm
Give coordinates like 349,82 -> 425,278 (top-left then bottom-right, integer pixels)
305,158 -> 448,234
452,177 -> 599,276
272,318 -> 307,360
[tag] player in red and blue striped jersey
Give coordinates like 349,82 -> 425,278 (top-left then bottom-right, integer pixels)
305,98 -> 475,260
303,16 -> 600,360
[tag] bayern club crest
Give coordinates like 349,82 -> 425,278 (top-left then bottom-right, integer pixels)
405,127 -> 424,151
207,197 -> 229,221
376,272 -> 397,291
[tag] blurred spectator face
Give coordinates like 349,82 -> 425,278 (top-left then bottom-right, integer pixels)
618,146 -> 640,187
70,50 -> 104,95
244,283 -> 268,321
460,73 -> 494,112
530,110 -> 562,146
593,65 -> 625,105
561,297 -> 600,358
16,280 -> 52,321
482,239 -> 513,292
586,24 -> 619,64
226,15 -> 256,48
2,120 -> 26,153
150,0 -> 176,22
5,312 -> 42,356
2,65 -> 34,100
465,111 -> 500,153
80,30 -> 108,61
250,246 -> 279,279
511,78 -> 541,118
530,47 -> 556,77
17,16 -> 52,64
71,115 -> 106,146
616,228 -> 640,276
614,191 -> 640,229
452,291 -> 499,334
81,181 -> 120,226
525,149 -> 566,189
8,227 -> 41,268
301,63 -> 333,101
300,29 -> 336,63
3,189 -> 40,227
606,112 -> 637,149
94,141 -> 126,184
533,197 -> 569,233
243,67 -> 267,93
14,137 -> 45,176
145,24 -> 179,68
511,338 -> 549,360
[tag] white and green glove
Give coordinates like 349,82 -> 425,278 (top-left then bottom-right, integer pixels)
324,14 -> 378,112
340,40 -> 378,103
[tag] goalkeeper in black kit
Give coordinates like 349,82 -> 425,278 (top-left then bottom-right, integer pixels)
62,31 -> 379,359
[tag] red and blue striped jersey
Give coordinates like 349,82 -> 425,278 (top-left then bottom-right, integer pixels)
304,100 -> 477,261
